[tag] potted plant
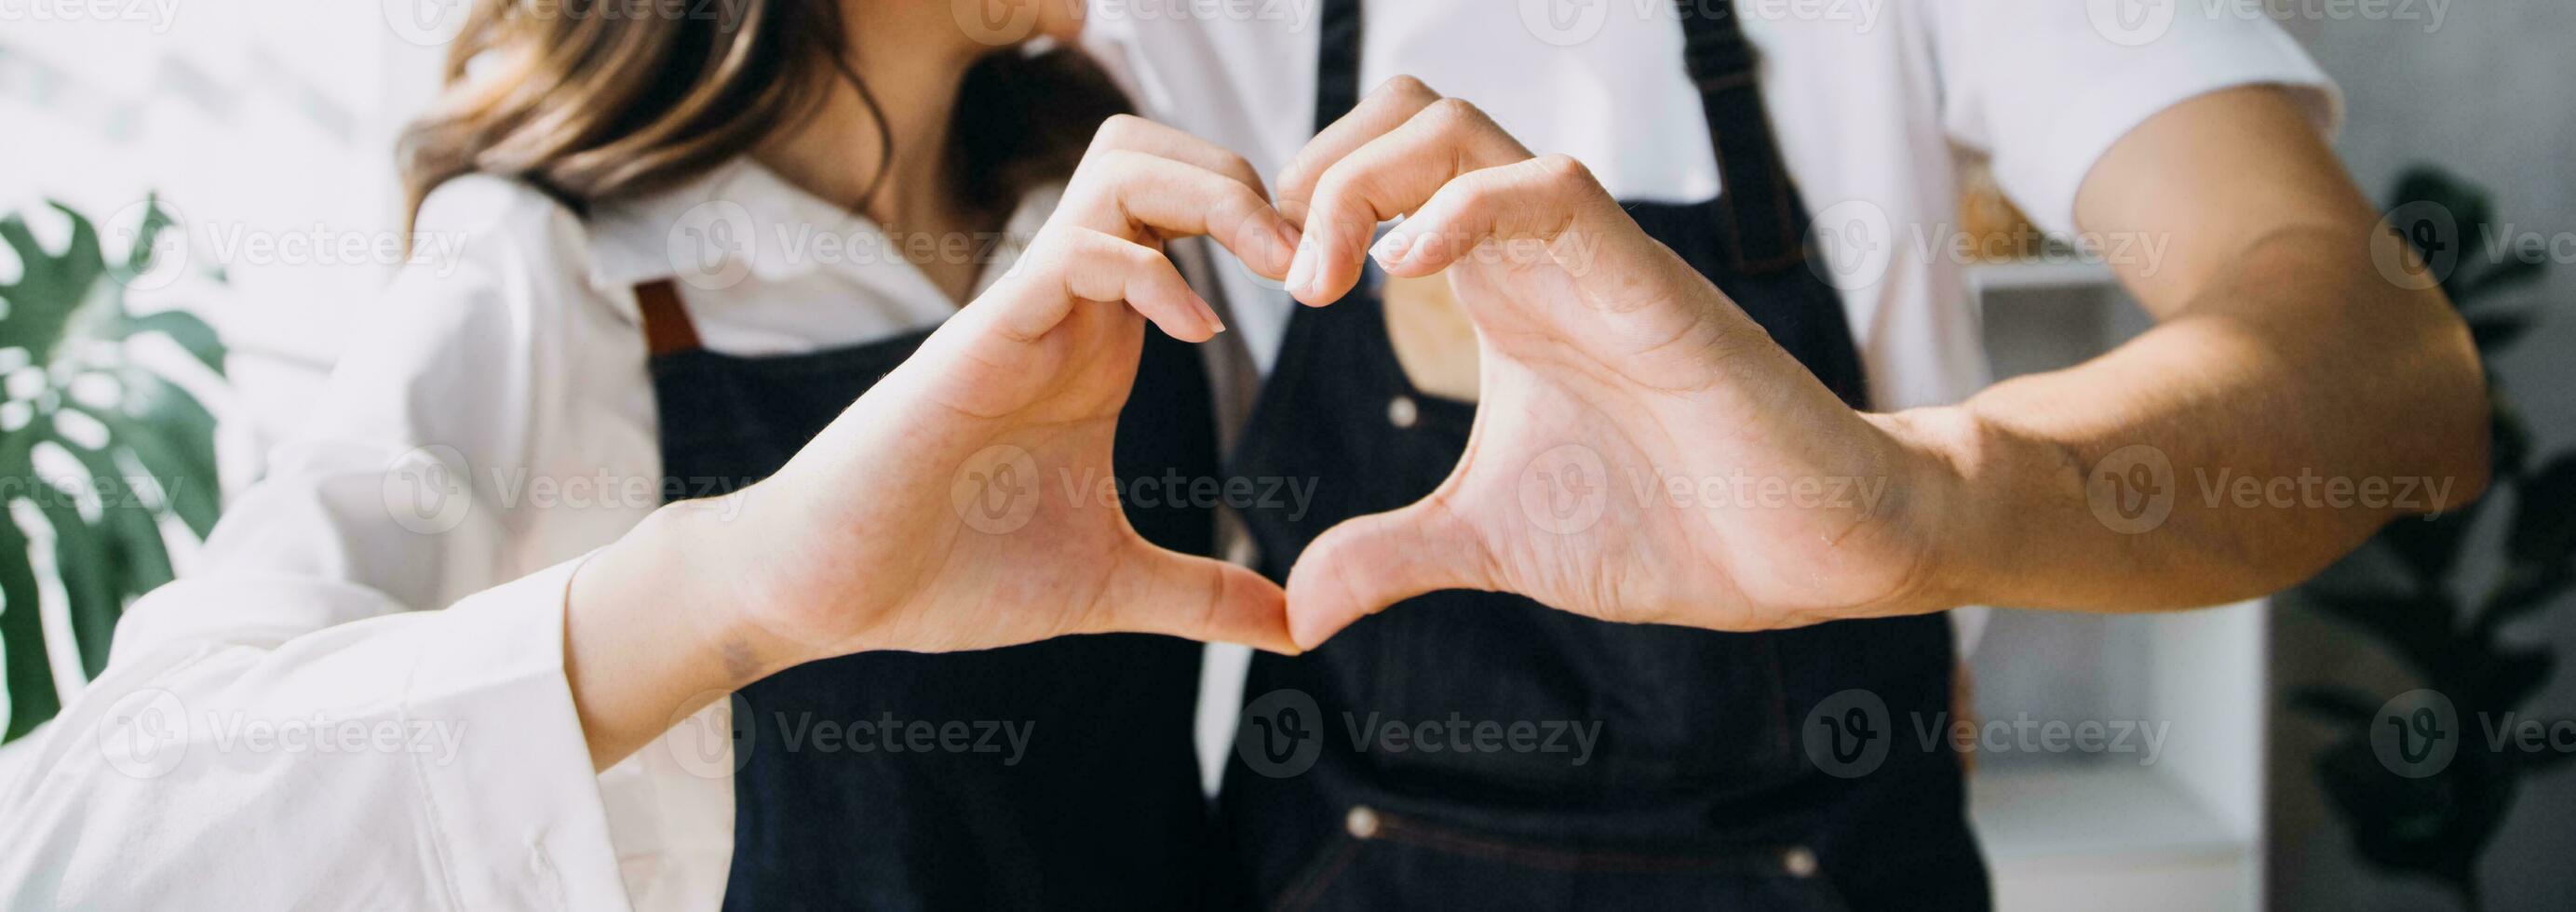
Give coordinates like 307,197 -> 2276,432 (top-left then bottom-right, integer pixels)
0,195 -> 227,744
2286,166 -> 2575,912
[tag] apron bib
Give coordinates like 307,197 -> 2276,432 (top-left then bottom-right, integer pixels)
1217,3 -> 1988,909
630,280 -> 1223,911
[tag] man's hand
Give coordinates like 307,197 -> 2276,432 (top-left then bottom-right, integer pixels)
1278,79 -> 2490,651
1275,78 -> 1950,649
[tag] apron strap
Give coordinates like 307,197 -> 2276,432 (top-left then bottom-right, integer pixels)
633,278 -> 704,356
1676,0 -> 1808,274
1312,0 -> 1365,132
1306,0 -> 1812,275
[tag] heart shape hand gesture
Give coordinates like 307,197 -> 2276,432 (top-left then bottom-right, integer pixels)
1273,78 -> 1953,648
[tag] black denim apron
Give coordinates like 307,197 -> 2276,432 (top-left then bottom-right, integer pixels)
1218,3 -> 1989,909
627,279 -> 1221,911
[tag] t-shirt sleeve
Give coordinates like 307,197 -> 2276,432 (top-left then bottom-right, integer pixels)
1923,0 -> 2344,238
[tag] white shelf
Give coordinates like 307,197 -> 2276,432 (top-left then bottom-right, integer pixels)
1974,764 -> 2247,864
1965,259 -> 2117,294
1974,764 -> 2259,912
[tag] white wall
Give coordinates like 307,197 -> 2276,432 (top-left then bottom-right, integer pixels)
0,1 -> 448,452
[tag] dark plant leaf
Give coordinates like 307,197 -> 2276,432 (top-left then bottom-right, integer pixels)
2393,168 -> 2493,239
95,410 -> 219,538
2467,314 -> 2532,352
120,310 -> 227,376
60,439 -> 179,598
2288,684 -> 2382,725
2391,167 -> 2494,307
2459,257 -> 2545,309
35,499 -> 120,677
0,204 -> 107,355
2456,648 -> 2555,715
2477,561 -> 2572,638
116,194 -> 177,278
2312,735 -> 2498,899
0,514 -> 53,744
2297,587 -> 2461,678
2505,454 -> 2576,569
2491,395 -> 2532,481
0,195 -> 229,741
2382,497 -> 2487,589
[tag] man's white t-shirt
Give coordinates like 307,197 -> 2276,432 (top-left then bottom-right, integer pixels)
1085,0 -> 2340,411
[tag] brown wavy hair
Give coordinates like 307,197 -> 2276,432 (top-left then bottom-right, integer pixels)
398,0 -> 1127,232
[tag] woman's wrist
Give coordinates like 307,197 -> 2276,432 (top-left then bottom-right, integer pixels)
562,498 -> 801,769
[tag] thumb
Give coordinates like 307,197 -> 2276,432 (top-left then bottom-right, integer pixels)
1285,500 -> 1491,650
1092,539 -> 1297,654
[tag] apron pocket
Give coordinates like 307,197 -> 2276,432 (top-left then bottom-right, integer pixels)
1270,805 -> 1848,912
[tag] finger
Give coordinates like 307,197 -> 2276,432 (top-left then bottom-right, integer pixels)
1275,74 -> 1445,226
1282,499 -> 1490,650
1086,114 -> 1273,202
1000,226 -> 1216,342
1367,154 -> 1650,280
1070,150 -> 1299,280
1092,541 -> 1297,654
1288,97 -> 1534,306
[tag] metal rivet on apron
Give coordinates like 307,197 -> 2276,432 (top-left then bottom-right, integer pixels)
1343,805 -> 1382,839
1386,395 -> 1419,429
1781,846 -> 1819,878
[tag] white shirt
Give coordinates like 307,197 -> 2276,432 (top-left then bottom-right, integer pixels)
1,6 -> 2339,909
0,161 -> 1056,912
1083,0 -> 2341,409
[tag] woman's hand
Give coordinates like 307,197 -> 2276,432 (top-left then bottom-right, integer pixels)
1275,79 -> 1947,648
568,115 -> 1301,767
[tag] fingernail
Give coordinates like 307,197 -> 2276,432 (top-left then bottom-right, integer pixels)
1285,246 -> 1315,297
1370,230 -> 1414,266
1193,293 -> 1225,334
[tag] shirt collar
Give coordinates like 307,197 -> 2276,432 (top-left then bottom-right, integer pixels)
585,158 -> 1059,299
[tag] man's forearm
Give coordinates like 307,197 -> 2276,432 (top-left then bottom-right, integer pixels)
1887,224 -> 2489,613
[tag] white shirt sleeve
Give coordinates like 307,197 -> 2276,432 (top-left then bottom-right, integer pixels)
1923,0 -> 2344,239
0,177 -> 659,911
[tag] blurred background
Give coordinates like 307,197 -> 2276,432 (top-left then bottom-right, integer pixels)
0,3 -> 2568,910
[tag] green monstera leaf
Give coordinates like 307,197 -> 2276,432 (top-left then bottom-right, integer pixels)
0,196 -> 225,744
